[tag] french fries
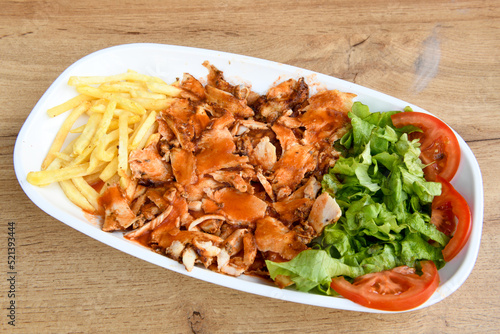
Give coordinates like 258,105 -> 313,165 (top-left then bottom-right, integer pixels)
47,95 -> 94,118
41,101 -> 91,170
27,70 -> 179,213
117,112 -> 129,178
129,110 -> 157,150
28,163 -> 98,185
73,113 -> 102,155
59,179 -> 95,213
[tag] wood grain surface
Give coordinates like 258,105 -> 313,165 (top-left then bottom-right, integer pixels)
1,0 -> 499,333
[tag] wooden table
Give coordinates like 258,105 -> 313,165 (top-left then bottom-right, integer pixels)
1,1 -> 499,332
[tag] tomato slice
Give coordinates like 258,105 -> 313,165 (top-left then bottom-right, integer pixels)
330,261 -> 439,311
391,112 -> 460,182
431,176 -> 472,262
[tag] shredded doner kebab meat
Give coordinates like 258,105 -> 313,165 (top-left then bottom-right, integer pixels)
100,62 -> 354,282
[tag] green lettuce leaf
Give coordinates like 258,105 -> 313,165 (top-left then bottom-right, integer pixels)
401,232 -> 445,269
406,212 -> 450,247
266,250 -> 364,293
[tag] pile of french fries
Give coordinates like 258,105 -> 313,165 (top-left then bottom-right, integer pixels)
27,70 -> 182,213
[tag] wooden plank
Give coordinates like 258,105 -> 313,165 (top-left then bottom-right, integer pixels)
1,0 -> 499,332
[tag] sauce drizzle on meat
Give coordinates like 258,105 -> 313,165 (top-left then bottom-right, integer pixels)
99,63 -> 354,282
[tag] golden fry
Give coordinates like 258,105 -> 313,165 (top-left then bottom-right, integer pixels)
131,90 -> 166,100
136,123 -> 158,151
83,172 -> 104,186
146,81 -> 182,97
76,85 -> 106,99
95,129 -> 120,162
73,112 -> 102,155
68,70 -> 165,86
100,140 -> 118,162
53,152 -> 73,162
44,138 -> 78,173
103,93 -> 146,115
123,70 -> 166,84
28,163 -> 93,185
59,179 -> 95,212
41,101 -> 91,170
99,157 -> 119,182
71,100 -> 116,167
47,94 -> 94,117
91,101 -> 116,143
71,176 -> 100,211
87,145 -> 102,174
70,125 -> 85,134
88,101 -> 107,113
133,97 -> 173,111
99,81 -> 146,94
107,114 -> 141,131
68,73 -> 131,86
118,112 -> 129,176
129,110 -> 157,150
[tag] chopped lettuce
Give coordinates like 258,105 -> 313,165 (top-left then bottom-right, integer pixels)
266,103 -> 447,293
266,250 -> 363,294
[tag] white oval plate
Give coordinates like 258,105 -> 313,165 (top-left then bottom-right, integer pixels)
14,43 -> 483,313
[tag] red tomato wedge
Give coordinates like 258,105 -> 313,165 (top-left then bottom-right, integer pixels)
330,261 -> 439,311
431,176 -> 472,262
391,112 -> 460,182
